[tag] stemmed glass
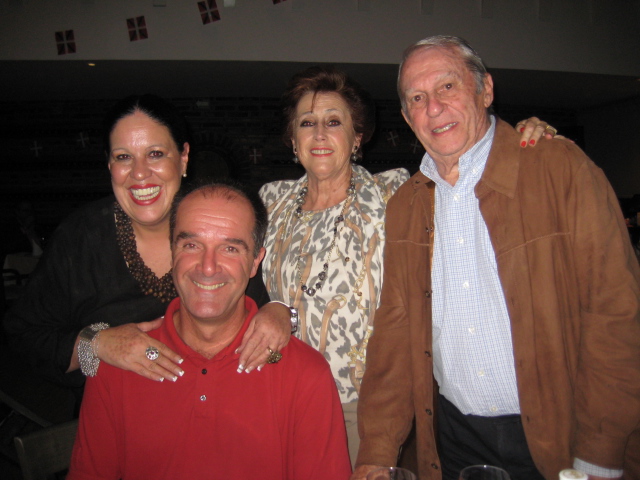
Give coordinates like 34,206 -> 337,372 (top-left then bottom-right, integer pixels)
459,465 -> 511,480
366,466 -> 417,480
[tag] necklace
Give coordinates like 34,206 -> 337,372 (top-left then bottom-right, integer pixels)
294,177 -> 356,296
114,202 -> 177,304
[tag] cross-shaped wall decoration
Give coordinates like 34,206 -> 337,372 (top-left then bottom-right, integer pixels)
387,130 -> 399,147
30,141 -> 42,157
127,16 -> 148,41
411,138 -> 423,154
249,148 -> 262,164
55,30 -> 76,55
77,132 -> 89,148
197,0 -> 220,24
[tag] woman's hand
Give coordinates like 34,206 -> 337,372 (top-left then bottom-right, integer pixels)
235,302 -> 292,374
97,318 -> 185,382
516,117 -> 559,147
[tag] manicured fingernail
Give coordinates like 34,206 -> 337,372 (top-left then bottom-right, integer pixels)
529,139 -> 536,145
245,367 -> 253,374
257,366 -> 262,372
178,358 -> 184,364
178,370 -> 185,377
234,348 -> 240,354
237,364 -> 245,373
159,377 -> 164,382
172,375 -> 178,382
519,127 -> 525,133
520,141 -> 526,147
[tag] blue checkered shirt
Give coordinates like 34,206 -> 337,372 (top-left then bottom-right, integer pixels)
420,116 -> 520,417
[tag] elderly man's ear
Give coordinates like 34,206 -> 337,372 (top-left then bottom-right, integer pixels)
482,73 -> 494,109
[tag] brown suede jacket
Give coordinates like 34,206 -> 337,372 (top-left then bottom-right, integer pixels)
356,119 -> 640,480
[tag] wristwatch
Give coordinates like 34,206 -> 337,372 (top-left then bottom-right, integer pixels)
78,322 -> 110,377
270,301 -> 299,333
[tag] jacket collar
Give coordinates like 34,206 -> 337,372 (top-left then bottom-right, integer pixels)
475,118 -> 521,200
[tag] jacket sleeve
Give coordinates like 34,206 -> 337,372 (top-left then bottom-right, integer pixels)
4,219 -> 88,386
568,148 -> 640,469
355,189 -> 419,468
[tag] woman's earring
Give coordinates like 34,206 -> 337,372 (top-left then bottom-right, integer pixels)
351,145 -> 359,163
292,147 -> 299,164
182,172 -> 187,178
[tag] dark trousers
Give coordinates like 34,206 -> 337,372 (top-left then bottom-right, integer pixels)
437,394 -> 546,480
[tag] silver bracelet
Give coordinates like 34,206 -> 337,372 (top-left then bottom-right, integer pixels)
268,301 -> 299,334
78,322 -> 110,377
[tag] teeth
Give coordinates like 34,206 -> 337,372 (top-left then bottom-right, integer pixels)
131,186 -> 160,200
433,123 -> 456,134
311,149 -> 333,154
193,280 -> 225,290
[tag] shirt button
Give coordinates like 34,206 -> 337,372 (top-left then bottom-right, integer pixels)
200,395 -> 207,401
201,369 -> 207,375
425,290 -> 432,298
424,350 -> 432,357
453,194 -> 460,201
457,237 -> 464,245
425,409 -> 433,415
490,406 -> 498,412
468,327 -> 475,334
431,463 -> 439,470
478,370 -> 485,377
462,281 -> 469,289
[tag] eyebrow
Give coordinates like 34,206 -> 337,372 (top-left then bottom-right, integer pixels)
175,231 -> 250,251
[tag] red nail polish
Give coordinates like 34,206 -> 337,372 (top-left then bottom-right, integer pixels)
529,139 -> 536,145
520,141 -> 526,147
519,127 -> 525,133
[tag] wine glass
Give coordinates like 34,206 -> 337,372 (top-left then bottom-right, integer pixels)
459,465 -> 511,480
366,466 -> 417,480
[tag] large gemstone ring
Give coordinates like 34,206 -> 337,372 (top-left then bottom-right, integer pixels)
145,346 -> 160,361
266,347 -> 282,364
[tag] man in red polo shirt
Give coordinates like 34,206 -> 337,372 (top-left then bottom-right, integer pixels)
69,182 -> 351,480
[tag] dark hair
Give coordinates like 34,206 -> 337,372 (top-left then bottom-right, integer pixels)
398,35 -> 489,111
102,94 -> 190,156
281,66 -> 376,156
169,181 -> 268,258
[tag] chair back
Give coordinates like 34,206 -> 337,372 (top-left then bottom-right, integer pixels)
14,419 -> 78,480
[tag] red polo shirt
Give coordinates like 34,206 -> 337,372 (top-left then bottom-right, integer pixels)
69,297 -> 351,479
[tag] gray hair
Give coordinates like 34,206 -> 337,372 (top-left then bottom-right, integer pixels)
397,35 -> 488,111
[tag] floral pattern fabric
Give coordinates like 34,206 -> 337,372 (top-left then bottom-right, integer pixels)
259,165 -> 409,403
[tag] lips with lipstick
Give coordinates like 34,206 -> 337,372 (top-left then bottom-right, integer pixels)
432,122 -> 457,134
129,185 -> 161,203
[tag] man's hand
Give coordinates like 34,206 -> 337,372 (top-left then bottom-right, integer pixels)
98,318 -> 185,382
351,464 -> 386,480
235,302 -> 291,373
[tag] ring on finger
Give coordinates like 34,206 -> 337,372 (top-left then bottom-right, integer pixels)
266,347 -> 282,364
544,125 -> 558,136
145,346 -> 160,361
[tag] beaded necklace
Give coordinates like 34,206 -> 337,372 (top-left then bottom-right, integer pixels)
114,202 -> 177,304
294,177 -> 356,296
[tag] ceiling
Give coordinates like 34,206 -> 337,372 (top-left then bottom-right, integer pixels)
1,60 -> 639,110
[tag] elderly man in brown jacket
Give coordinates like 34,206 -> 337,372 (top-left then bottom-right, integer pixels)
352,36 -> 640,480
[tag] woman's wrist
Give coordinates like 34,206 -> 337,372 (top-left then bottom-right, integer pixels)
268,301 -> 298,333
78,322 -> 110,376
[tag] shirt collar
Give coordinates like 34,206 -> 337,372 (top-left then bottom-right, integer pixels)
419,115 -> 496,189
163,296 -> 259,361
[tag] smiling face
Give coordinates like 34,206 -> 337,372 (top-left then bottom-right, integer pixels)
108,111 -> 189,230
171,192 -> 265,326
291,91 -> 362,183
399,46 -> 493,169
